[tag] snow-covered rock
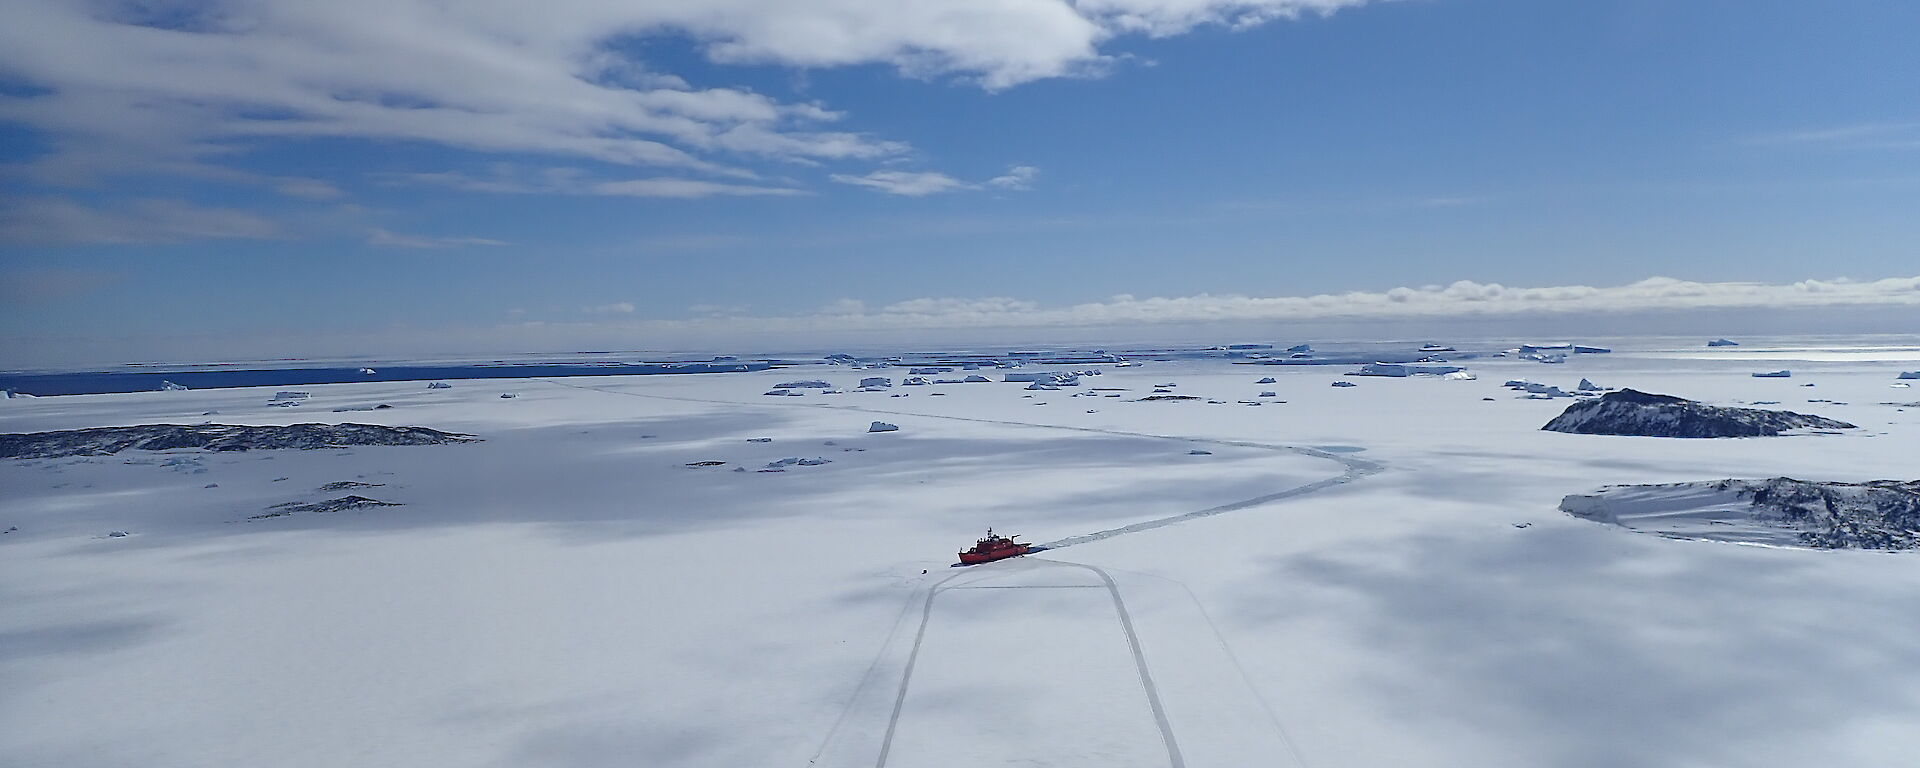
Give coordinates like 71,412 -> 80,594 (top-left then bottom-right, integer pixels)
0,423 -> 478,459
1541,389 -> 1856,437
1562,478 -> 1920,550
1752,370 -> 1792,378
867,421 -> 899,433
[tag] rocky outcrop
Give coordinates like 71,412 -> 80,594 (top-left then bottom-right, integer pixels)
1,423 -> 478,459
1541,389 -> 1854,437
1563,478 -> 1920,550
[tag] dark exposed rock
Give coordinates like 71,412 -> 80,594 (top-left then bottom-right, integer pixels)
1541,389 -> 1855,437
1564,478 -> 1920,550
318,481 -> 385,491
1,423 -> 478,459
251,495 -> 401,519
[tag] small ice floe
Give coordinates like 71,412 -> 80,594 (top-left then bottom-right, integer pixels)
1152,388 -> 1173,393
1188,449 -> 1213,455
500,393 -> 518,398
903,377 -> 931,386
774,380 -> 832,389
161,380 -> 189,391
868,421 -> 900,433
686,460 -> 727,467
359,367 -> 377,375
428,381 -> 452,389
1026,382 -> 1059,390
333,404 -> 394,412
1259,391 -> 1277,398
272,391 -> 310,401
1707,338 -> 1739,347
1086,409 -> 1099,413
1331,381 -> 1357,387
1752,370 -> 1792,378
964,375 -> 991,383
1257,377 -> 1278,384
1895,383 -> 1913,389
105,531 -> 132,538
860,377 -> 892,388
1155,383 -> 1176,388
747,437 -> 773,443
1443,371 -> 1477,381
203,483 -> 218,488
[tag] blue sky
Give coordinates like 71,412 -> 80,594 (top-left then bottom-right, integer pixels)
2,0 -> 1917,365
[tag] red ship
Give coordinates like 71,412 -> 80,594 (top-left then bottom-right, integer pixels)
958,528 -> 1030,565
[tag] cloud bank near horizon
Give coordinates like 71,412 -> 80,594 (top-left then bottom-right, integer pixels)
601,275 -> 1920,334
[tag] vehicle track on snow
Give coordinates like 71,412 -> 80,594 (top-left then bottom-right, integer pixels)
875,557 -> 1184,768
539,378 -> 1384,550
538,379 -> 1334,767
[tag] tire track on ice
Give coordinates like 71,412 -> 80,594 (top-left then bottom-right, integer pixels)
874,558 -> 1184,768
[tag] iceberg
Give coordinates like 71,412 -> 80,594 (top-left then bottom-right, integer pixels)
1898,371 -> 1920,380
1707,338 -> 1739,347
867,421 -> 899,433
160,380 -> 189,391
1578,378 -> 1603,391
1256,377 -> 1277,384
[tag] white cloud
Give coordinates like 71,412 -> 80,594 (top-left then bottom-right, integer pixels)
366,228 -> 508,249
275,178 -> 345,200
0,1 -> 1379,187
582,302 -> 636,315
832,165 -> 1040,196
829,170 -> 971,197
1747,121 -> 1920,149
986,165 -> 1040,190
0,196 -> 280,245
380,167 -> 800,199
591,179 -> 804,199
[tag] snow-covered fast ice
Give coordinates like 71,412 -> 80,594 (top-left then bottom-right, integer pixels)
5,339 -> 1920,768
